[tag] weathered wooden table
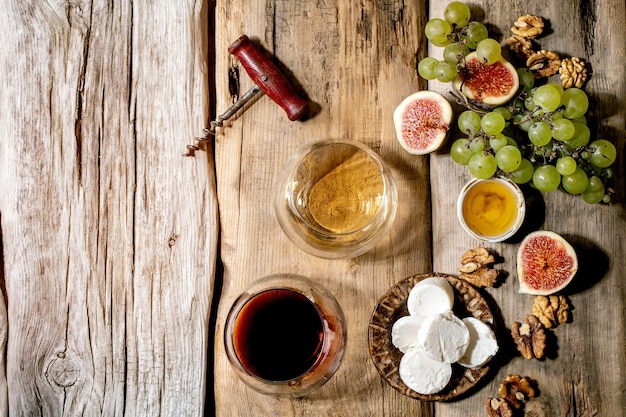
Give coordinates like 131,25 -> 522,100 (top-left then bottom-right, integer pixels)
2,0 -> 624,416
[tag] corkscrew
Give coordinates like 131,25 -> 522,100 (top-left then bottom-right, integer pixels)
184,35 -> 308,157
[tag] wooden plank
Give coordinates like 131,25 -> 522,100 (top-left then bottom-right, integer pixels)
0,1 -> 217,415
429,1 -> 626,416
213,1 -> 434,415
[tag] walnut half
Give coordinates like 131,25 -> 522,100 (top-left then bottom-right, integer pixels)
458,247 -> 499,287
498,374 -> 537,409
532,295 -> 571,328
526,50 -> 561,78
486,397 -> 514,417
505,35 -> 534,59
511,315 -> 546,360
560,57 -> 588,88
511,15 -> 544,39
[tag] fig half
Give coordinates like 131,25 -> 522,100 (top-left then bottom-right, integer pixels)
517,231 -> 578,295
393,91 -> 453,155
453,52 -> 520,107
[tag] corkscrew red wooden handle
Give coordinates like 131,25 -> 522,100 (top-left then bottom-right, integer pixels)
228,35 -> 308,121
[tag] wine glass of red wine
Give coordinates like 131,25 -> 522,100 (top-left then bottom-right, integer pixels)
224,274 -> 347,397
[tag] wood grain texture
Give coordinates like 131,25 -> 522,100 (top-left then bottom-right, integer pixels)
213,0 -> 626,416
0,1 -> 217,415
429,1 -> 626,416
213,0 -> 433,416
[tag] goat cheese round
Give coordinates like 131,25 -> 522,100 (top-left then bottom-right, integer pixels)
407,277 -> 454,317
391,315 -> 425,353
458,317 -> 499,368
399,348 -> 452,395
417,311 -> 470,363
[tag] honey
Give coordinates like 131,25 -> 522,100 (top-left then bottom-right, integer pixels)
461,179 -> 521,238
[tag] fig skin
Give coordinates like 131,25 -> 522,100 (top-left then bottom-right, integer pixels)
517,230 -> 578,295
453,52 -> 520,107
393,91 -> 453,155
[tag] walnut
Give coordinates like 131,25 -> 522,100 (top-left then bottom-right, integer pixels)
560,57 -> 588,88
498,374 -> 537,409
461,247 -> 495,265
526,50 -> 561,78
532,295 -> 570,328
511,315 -> 546,360
486,397 -> 514,417
511,15 -> 544,39
505,35 -> 534,59
458,247 -> 499,287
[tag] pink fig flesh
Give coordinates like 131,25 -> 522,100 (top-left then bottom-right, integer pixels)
453,52 -> 519,107
393,91 -> 453,155
517,231 -> 578,295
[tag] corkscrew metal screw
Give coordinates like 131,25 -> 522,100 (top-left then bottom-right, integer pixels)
184,35 -> 308,157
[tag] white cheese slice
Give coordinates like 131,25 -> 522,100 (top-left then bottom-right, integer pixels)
407,276 -> 454,317
417,311 -> 470,363
458,317 -> 499,368
399,347 -> 452,395
391,315 -> 425,353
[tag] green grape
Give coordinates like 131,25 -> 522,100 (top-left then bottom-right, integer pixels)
561,167 -> 589,195
546,82 -> 564,95
425,18 -> 452,45
442,43 -> 469,64
493,107 -> 512,120
517,68 -> 535,92
528,121 -> 552,146
560,87 -> 589,119
495,145 -> 522,172
469,137 -> 485,153
524,96 -> 536,111
444,1 -> 471,28
586,175 -> 604,192
602,167 -> 614,179
502,125 -> 515,138
481,112 -> 506,135
582,185 -> 605,204
588,139 -> 617,168
476,38 -> 501,65
533,165 -> 561,192
457,110 -> 482,134
431,37 -> 453,47
549,111 -> 563,121
514,114 -> 533,132
489,134 -> 508,152
462,21 -> 488,49
513,98 -> 526,111
418,57 -> 439,80
570,116 -> 587,125
434,60 -> 458,82
510,159 -> 534,184
564,122 -> 590,148
551,118 -> 576,141
469,152 -> 497,179
533,84 -> 562,112
450,138 -> 473,165
556,156 -> 577,176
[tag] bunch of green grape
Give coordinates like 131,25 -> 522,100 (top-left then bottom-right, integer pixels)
418,1 -> 503,83
450,74 -> 616,204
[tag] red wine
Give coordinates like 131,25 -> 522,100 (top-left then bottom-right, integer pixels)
233,288 -> 324,381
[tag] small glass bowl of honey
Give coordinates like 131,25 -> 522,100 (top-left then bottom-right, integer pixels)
457,177 -> 526,242
273,139 -> 398,259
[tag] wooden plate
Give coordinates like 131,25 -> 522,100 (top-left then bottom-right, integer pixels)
368,272 -> 496,402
